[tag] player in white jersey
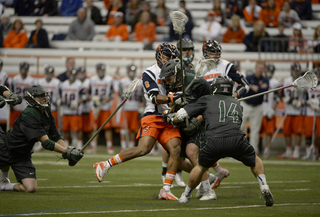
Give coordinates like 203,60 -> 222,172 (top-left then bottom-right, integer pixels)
303,68 -> 320,160
77,67 -> 95,151
36,65 -> 61,128
0,60 -> 10,130
90,63 -> 116,154
94,43 -> 187,201
60,68 -> 83,148
278,62 -> 306,159
260,63 -> 282,158
118,64 -> 144,150
9,62 -> 37,128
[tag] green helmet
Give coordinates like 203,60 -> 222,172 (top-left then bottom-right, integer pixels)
159,59 -> 183,92
24,85 -> 50,111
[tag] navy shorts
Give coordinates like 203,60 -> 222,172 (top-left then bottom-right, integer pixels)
198,135 -> 256,168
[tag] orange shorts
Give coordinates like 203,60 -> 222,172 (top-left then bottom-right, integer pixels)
120,110 -> 140,133
260,116 -> 276,135
62,115 -> 82,132
136,115 -> 181,149
283,115 -> 304,135
51,111 -> 58,129
304,116 -> 320,137
82,110 -> 95,132
10,110 -> 22,127
96,110 -> 113,130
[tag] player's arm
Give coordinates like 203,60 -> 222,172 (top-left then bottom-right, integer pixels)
227,66 -> 249,98
37,134 -> 66,153
0,84 -> 22,105
142,71 -> 168,105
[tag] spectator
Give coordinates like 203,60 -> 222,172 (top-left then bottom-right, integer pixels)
25,19 -> 50,48
105,0 -> 125,25
179,0 -> 193,21
125,0 -> 141,26
241,61 -> 269,154
243,0 -> 262,27
153,0 -> 170,26
211,0 -> 225,26
59,0 -> 83,16
288,22 -> 307,53
57,57 -> 75,82
225,0 -> 242,19
198,10 -> 222,42
271,23 -> 289,52
3,19 -> 28,48
131,1 -> 157,32
168,8 -> 193,42
85,0 -> 103,25
133,11 -> 156,49
278,1 -> 300,28
105,11 -> 128,41
34,0 -> 58,16
67,8 -> 95,41
14,0 -> 35,16
291,0 -> 312,20
222,14 -> 246,43
259,0 -> 281,27
0,15 -> 12,35
243,20 -> 270,52
307,25 -> 320,53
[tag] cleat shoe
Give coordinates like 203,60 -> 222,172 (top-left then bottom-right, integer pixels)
158,188 -> 178,200
290,150 -> 300,159
93,161 -> 110,182
107,147 -> 114,154
86,145 -> 96,154
0,177 -> 10,191
199,189 -> 217,201
263,147 -> 270,159
178,193 -> 191,203
277,149 -> 292,159
196,184 -> 205,198
260,185 -> 274,206
211,169 -> 230,188
175,172 -> 186,187
208,173 -> 217,185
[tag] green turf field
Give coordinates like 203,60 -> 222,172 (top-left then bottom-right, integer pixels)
1,149 -> 320,217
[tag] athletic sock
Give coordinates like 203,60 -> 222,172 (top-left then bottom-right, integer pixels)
184,185 -> 194,197
162,162 -> 167,176
163,171 -> 175,189
1,171 -> 9,180
4,183 -> 14,191
212,163 -> 223,173
257,174 -> 267,187
120,140 -> 126,150
107,141 -> 113,148
77,140 -> 83,149
201,179 -> 211,190
107,154 -> 124,167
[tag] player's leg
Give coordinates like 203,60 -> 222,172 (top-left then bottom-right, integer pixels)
62,115 -> 71,146
277,116 -> 293,159
105,128 -> 113,154
291,116 -> 304,159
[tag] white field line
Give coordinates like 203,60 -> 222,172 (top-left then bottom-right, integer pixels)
37,180 -> 310,189
284,189 -> 311,191
2,203 -> 320,216
31,153 -> 320,166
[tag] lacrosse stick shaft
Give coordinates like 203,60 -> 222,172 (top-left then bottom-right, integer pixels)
271,113 -> 287,144
239,84 -> 293,102
311,109 -> 317,147
81,98 -> 128,152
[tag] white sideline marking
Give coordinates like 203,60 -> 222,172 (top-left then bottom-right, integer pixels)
3,203 -> 320,216
284,189 -> 310,191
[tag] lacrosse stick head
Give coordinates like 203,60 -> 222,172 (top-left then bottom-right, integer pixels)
193,56 -> 217,78
293,71 -> 318,90
122,79 -> 140,99
169,11 -> 188,34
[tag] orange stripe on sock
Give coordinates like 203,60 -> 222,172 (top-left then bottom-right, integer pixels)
110,157 -> 117,165
118,153 -> 123,162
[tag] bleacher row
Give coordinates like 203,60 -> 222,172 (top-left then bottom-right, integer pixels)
0,0 -> 319,79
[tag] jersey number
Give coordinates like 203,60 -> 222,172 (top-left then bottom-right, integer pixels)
218,100 -> 238,123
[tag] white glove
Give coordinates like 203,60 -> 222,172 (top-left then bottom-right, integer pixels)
92,95 -> 101,107
266,109 -> 275,119
283,97 -> 290,104
308,98 -> 320,111
70,100 -> 78,110
292,99 -> 302,109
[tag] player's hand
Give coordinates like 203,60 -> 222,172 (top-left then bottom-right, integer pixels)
6,92 -> 22,105
162,113 -> 177,126
62,146 -> 84,166
69,100 -> 78,110
182,117 -> 201,136
308,98 -> 320,111
167,92 -> 183,105
0,96 -> 6,108
292,99 -> 302,109
266,109 -> 275,120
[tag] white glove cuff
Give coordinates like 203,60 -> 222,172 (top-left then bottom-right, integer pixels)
176,108 -> 189,121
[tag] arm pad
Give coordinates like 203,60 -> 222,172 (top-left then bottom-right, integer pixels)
236,78 -> 250,98
41,139 -> 55,151
148,91 -> 159,105
50,133 -> 64,142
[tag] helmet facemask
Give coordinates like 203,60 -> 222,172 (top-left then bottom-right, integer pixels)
25,85 -> 51,112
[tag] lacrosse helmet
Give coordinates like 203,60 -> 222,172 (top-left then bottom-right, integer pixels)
44,65 -> 54,81
76,66 -> 86,82
24,85 -> 50,111
265,62 -> 275,79
19,62 -> 30,79
211,75 -> 234,95
155,43 -> 178,69
176,38 -> 194,65
291,61 -> 301,79
68,67 -> 77,83
202,40 -> 222,65
96,63 -> 106,79
159,59 -> 183,92
127,64 -> 137,80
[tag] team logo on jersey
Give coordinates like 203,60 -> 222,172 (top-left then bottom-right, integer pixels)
144,126 -> 149,133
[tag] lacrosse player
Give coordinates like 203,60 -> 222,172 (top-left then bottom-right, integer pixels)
94,43 -> 186,200
278,62 -> 306,159
0,85 -> 83,192
90,63 -> 116,154
163,75 -> 274,207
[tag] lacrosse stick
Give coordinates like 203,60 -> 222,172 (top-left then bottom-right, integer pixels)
239,71 -> 318,102
309,109 -> 317,159
270,113 -> 287,144
81,79 -> 140,152
168,58 -> 217,113
170,10 -> 188,125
